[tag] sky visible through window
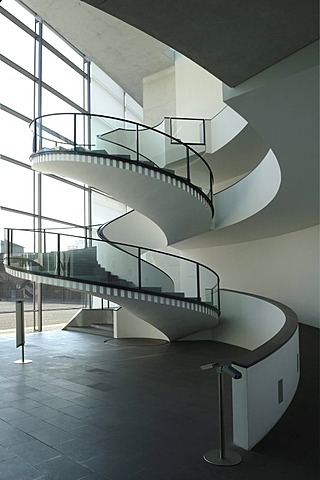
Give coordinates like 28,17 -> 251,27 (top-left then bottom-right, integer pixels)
0,0 -> 142,253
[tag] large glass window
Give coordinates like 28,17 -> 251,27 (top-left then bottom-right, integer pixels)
0,209 -> 35,252
41,175 -> 85,225
0,61 -> 34,118
42,46 -> 84,106
0,110 -> 32,164
43,25 -> 84,70
0,13 -> 34,72
0,0 -> 143,333
0,162 -> 34,213
0,2 -> 89,332
41,89 -> 80,117
1,0 -> 35,29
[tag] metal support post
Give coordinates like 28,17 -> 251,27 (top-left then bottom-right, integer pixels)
14,301 -> 32,364
201,363 -> 242,466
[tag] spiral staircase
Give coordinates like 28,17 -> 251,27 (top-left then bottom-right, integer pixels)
4,114 -> 221,341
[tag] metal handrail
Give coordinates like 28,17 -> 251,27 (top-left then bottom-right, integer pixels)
4,227 -> 220,313
29,112 -> 214,211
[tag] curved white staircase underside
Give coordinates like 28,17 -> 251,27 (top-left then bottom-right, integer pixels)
32,151 -> 213,245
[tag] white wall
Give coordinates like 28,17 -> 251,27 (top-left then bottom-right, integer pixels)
174,53 -> 225,119
143,54 -> 225,127
143,66 -> 176,126
184,225 -> 320,328
213,149 -> 281,228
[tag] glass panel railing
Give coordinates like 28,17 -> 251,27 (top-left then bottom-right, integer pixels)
142,250 -> 198,299
189,156 -> 212,199
169,118 -> 205,145
138,127 -> 166,167
5,228 -> 220,313
97,124 -> 137,159
140,250 -> 175,294
30,113 -> 214,211
92,239 -> 139,287
199,265 -> 219,308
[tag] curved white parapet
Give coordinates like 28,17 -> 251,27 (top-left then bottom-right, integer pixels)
213,149 -> 281,229
232,330 -> 299,450
209,290 -> 286,349
181,289 -> 299,449
100,210 -> 168,249
214,290 -> 299,450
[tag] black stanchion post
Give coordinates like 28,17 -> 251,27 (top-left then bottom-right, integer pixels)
14,301 -> 32,364
201,363 -> 242,466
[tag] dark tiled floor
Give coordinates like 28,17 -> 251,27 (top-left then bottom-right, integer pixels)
0,324 -> 318,479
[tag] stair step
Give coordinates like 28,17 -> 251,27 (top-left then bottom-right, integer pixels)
162,292 -> 185,298
111,154 -> 131,160
92,149 -> 108,154
91,149 -> 131,160
143,286 -> 162,293
65,326 -> 113,337
91,323 -> 114,332
138,160 -> 175,174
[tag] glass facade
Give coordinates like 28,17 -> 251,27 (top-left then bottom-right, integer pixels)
0,0 -> 143,333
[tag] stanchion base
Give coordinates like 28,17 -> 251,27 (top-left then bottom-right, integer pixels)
204,449 -> 242,466
14,359 -> 32,364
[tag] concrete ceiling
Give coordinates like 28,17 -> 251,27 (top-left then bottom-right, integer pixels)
81,0 -> 319,87
21,0 -> 319,106
21,0 -> 175,105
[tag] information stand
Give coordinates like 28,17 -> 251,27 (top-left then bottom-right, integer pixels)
201,362 -> 242,466
14,301 -> 32,364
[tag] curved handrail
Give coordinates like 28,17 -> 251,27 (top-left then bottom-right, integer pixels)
222,289 -> 299,368
29,112 -> 214,210
92,135 -> 161,168
4,227 -> 220,313
97,215 -> 175,293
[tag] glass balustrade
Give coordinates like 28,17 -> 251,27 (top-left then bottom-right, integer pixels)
30,113 -> 213,208
5,228 -> 220,312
